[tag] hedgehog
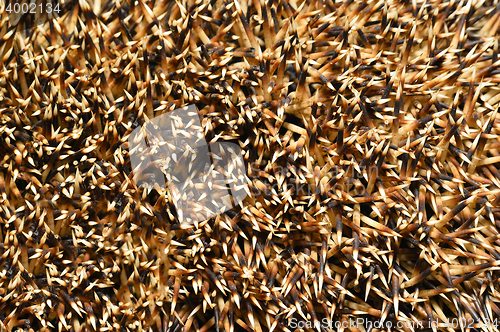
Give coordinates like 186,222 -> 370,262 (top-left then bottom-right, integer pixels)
1,0 -> 500,331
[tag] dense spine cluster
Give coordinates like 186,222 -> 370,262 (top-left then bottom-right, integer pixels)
1,0 -> 500,331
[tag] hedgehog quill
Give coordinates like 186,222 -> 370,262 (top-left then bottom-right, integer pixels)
1,0 -> 500,331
